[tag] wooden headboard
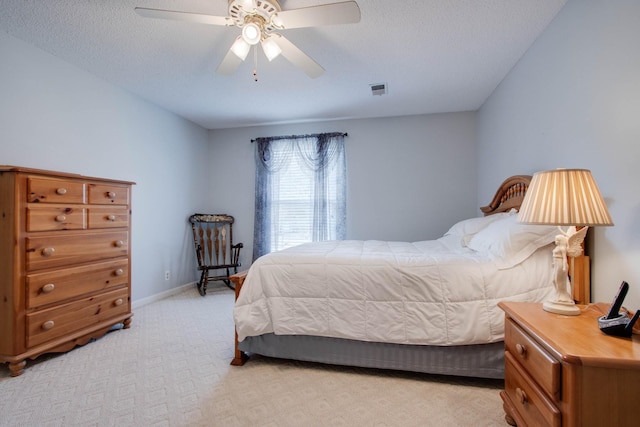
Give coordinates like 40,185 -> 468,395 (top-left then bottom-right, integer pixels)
480,175 -> 531,216
478,174 -> 590,304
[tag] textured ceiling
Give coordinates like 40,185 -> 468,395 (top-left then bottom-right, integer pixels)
0,0 -> 567,129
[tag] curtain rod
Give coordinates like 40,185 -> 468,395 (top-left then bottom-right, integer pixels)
251,132 -> 348,143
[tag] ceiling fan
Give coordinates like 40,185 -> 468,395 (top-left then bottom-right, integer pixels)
135,0 -> 361,79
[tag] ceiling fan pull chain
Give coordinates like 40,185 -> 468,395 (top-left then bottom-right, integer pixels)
253,45 -> 259,82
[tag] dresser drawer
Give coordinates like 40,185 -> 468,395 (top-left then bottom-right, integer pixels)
26,230 -> 128,271
88,183 -> 129,205
26,205 -> 86,231
504,352 -> 561,427
87,206 -> 129,229
27,177 -> 85,204
26,287 -> 129,348
505,318 -> 560,399
26,259 -> 129,309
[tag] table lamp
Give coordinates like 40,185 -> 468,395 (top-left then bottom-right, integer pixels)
518,169 -> 613,315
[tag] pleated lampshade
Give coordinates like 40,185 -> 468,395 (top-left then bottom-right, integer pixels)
518,169 -> 613,226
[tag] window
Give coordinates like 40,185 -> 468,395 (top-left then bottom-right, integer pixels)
253,132 -> 346,260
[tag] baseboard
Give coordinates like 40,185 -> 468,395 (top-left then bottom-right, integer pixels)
132,282 -> 195,309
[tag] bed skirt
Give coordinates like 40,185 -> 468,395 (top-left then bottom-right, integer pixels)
239,334 -> 505,379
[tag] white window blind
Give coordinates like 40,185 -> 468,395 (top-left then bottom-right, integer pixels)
269,155 -> 341,252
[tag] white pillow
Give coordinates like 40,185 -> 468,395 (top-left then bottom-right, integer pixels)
466,214 -> 559,268
445,210 -> 515,246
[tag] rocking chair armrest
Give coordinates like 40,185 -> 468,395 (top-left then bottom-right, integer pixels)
231,242 -> 243,266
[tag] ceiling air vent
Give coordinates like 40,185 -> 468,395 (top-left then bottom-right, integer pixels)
370,83 -> 387,96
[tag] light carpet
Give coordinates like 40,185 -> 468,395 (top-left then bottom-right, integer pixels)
0,285 -> 506,426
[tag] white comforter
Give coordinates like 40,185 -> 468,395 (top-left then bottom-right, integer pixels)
234,236 -> 554,346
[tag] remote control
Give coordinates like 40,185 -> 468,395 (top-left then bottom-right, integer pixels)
605,281 -> 629,319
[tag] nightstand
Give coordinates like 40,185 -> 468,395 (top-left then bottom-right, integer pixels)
498,301 -> 640,427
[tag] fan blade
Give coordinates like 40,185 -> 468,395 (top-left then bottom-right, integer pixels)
271,34 -> 325,78
134,7 -> 231,26
216,47 -> 244,75
274,1 -> 361,29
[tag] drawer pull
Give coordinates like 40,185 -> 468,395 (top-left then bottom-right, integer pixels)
41,247 -> 55,257
55,214 -> 67,222
114,268 -> 124,276
516,343 -> 527,357
42,283 -> 55,293
106,191 -> 116,199
114,240 -> 124,248
516,387 -> 528,405
107,215 -> 116,221
42,320 -> 55,331
114,298 -> 124,306
56,188 -> 67,195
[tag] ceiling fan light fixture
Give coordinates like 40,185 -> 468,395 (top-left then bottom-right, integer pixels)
242,22 -> 261,45
230,36 -> 251,60
261,37 -> 282,61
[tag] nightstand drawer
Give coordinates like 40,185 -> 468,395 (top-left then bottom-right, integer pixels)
26,259 -> 129,309
26,287 -> 130,348
505,352 -> 561,427
505,317 -> 560,399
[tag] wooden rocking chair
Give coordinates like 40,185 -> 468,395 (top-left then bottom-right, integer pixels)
189,214 -> 243,296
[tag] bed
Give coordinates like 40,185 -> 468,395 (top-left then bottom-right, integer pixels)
230,175 -> 590,379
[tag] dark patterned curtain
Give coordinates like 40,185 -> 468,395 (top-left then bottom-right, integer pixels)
253,132 -> 346,261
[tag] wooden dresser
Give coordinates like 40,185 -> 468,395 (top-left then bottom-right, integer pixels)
499,301 -> 640,426
0,166 -> 134,376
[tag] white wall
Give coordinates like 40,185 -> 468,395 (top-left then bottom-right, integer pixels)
477,0 -> 640,307
209,113 -> 478,266
0,31 -> 210,302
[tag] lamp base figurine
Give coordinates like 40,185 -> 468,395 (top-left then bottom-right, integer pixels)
542,226 -> 588,316
543,300 -> 581,316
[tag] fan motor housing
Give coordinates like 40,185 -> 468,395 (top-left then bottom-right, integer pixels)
229,0 -> 282,32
